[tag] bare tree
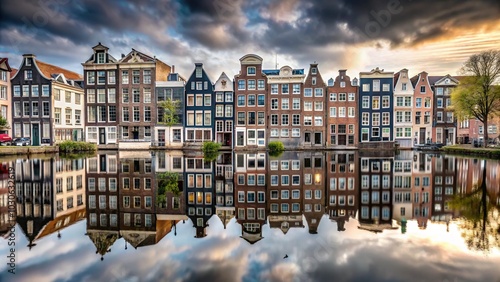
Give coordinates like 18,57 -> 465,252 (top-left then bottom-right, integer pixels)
451,50 -> 500,147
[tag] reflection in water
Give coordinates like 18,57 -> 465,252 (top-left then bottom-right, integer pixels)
453,159 -> 500,252
1,151 -> 500,280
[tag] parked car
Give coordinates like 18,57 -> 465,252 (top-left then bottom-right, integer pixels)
13,137 -> 30,146
0,134 -> 12,146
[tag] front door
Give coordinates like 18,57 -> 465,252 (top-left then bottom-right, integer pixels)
419,128 -> 426,144
99,128 -> 106,144
32,124 -> 40,146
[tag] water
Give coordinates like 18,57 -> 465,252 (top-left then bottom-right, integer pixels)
1,151 -> 499,282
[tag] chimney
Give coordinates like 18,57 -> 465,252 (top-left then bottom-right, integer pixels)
121,54 -> 125,58
172,65 -> 175,73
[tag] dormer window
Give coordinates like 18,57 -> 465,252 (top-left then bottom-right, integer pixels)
97,52 -> 105,64
247,67 -> 256,75
24,70 -> 32,80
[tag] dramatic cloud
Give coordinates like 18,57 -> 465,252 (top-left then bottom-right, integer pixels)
0,0 -> 499,81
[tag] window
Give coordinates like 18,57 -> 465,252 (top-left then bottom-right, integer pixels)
282,98 -> 289,110
372,97 -> 380,109
362,96 -> 369,108
258,94 -> 265,106
247,66 -> 256,75
32,102 -> 39,117
304,101 -> 312,111
314,101 -> 323,111
382,84 -> 390,91
121,70 -> 129,84
315,88 -> 323,97
143,70 -> 151,84
42,102 -> 50,117
362,84 -> 370,92
304,88 -> 312,97
258,80 -> 265,89
238,95 -> 245,106
96,71 -> 106,84
282,84 -> 289,94
330,93 -> 337,101
248,95 -> 256,106
248,80 -> 256,90
347,92 -> 355,101
382,96 -> 389,108
132,70 -> 140,84
87,72 -> 95,84
13,85 -> 20,97
373,80 -> 380,91
293,84 -> 300,94
304,116 -> 312,126
98,89 -> 106,103
238,80 -> 245,90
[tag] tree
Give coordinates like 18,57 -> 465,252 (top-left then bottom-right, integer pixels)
0,116 -> 10,130
158,98 -> 180,146
451,50 -> 500,147
157,171 -> 180,208
450,159 -> 500,253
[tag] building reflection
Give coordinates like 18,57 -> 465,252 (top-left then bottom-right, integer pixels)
235,152 -> 266,244
326,151 -> 359,232
14,156 -> 86,249
5,150 -> 500,254
0,161 -> 15,237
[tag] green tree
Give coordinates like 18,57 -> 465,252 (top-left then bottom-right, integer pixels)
451,50 -> 500,147
0,116 -> 10,130
202,141 -> 220,162
157,171 -> 180,208
158,98 -> 180,146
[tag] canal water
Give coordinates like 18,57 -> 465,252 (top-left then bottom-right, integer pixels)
0,151 -> 499,282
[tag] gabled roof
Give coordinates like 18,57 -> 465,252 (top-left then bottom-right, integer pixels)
427,76 -> 443,86
119,49 -> 156,63
393,71 -> 400,87
214,72 -> 233,92
10,68 -> 17,77
36,60 -> 83,80
0,58 -> 12,72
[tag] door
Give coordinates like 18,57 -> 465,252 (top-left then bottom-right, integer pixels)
305,132 -> 311,143
32,124 -> 40,146
419,128 -> 426,144
99,128 -> 106,144
314,132 -> 322,145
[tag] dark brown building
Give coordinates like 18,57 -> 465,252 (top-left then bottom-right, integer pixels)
301,151 -> 327,234
326,70 -> 359,148
234,54 -> 267,150
302,63 -> 327,147
267,151 -> 304,235
117,49 -> 171,149
235,152 -> 267,243
264,66 -> 305,148
326,151 -> 359,231
82,43 -> 119,148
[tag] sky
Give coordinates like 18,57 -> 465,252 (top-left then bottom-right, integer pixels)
2,215 -> 500,282
1,0 -> 500,81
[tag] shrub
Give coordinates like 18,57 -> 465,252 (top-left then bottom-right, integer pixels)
59,141 -> 97,153
268,141 -> 285,157
202,141 -> 221,161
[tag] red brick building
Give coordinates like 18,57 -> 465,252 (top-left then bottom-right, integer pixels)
326,70 -> 359,148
